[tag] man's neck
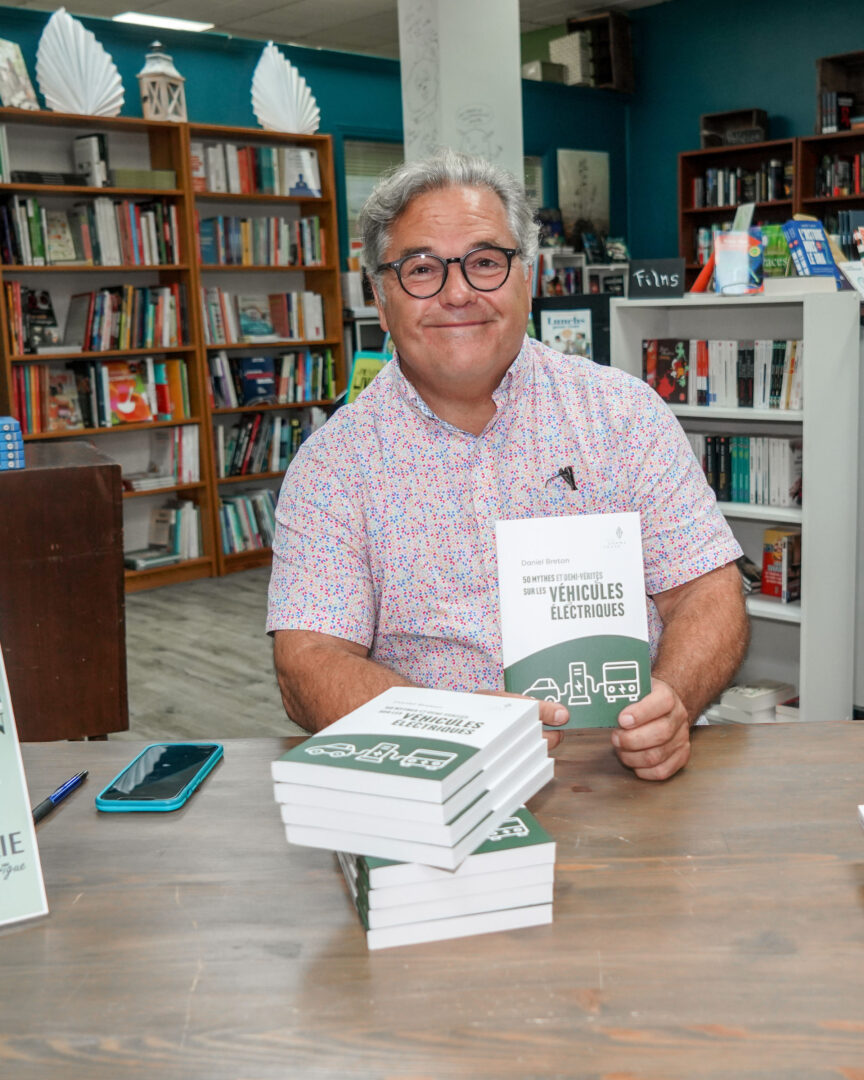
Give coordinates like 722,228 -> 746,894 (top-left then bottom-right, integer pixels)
399,365 -> 500,436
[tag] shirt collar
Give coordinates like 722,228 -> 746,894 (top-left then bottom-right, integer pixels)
390,336 -> 532,436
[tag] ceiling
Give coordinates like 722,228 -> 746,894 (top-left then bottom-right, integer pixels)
12,1 -> 668,60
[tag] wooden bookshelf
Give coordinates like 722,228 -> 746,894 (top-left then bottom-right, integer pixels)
0,109 -> 345,591
186,121 -> 344,575
678,139 -> 796,287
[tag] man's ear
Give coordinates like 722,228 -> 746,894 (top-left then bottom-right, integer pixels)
369,277 -> 389,333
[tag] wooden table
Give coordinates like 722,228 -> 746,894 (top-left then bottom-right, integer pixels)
5,724 -> 864,1079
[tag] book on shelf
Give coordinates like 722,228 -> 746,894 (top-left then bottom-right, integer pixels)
708,680 -> 797,725
45,364 -> 84,432
714,227 -> 763,295
337,807 -> 554,950
642,337 -> 803,411
686,434 -> 802,508
580,232 -> 605,264
193,142 -> 321,198
196,212 -> 323,267
774,695 -> 800,721
735,554 -> 762,594
121,426 -> 199,490
105,360 -> 155,425
782,219 -> 847,288
536,207 -> 565,248
72,133 -> 110,188
0,38 -> 39,110
56,284 -> 188,352
200,287 -> 325,344
235,294 -> 278,341
496,512 -> 651,730
109,167 -> 177,190
761,527 -> 801,603
220,489 -> 278,553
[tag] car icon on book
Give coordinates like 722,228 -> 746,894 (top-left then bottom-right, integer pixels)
525,677 -> 564,702
304,742 -> 356,758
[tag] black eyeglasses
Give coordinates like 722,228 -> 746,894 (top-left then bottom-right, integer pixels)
376,245 -> 521,299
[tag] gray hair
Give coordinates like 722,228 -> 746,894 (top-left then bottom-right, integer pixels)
358,149 -> 539,290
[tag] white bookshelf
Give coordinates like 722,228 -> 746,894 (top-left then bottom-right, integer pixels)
535,249 -> 629,297
610,292 -> 862,722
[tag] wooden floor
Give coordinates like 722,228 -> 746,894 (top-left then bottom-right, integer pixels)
116,567 -> 306,741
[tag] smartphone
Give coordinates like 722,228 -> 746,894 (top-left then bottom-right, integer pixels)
95,742 -> 223,812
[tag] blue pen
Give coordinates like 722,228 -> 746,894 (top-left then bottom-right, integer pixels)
32,771 -> 88,824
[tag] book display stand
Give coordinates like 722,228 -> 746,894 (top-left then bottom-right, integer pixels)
0,108 -> 345,591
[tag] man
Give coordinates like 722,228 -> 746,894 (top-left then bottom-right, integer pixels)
267,150 -> 749,781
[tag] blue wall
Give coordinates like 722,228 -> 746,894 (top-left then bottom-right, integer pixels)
627,0 -> 864,257
0,6 -> 628,261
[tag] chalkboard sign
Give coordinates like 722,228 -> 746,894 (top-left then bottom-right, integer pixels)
627,258 -> 686,298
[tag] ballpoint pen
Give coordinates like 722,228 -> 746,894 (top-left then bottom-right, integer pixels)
32,770 -> 88,823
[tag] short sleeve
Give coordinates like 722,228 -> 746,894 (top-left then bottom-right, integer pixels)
266,439 -> 375,647
628,385 -> 743,595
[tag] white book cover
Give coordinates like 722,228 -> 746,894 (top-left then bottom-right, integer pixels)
279,738 -> 548,848
364,902 -> 552,950
273,722 -> 540,825
285,756 -> 554,870
497,512 -> 650,729
272,687 -> 539,802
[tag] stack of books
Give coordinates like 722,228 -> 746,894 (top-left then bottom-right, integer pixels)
707,680 -> 796,724
338,807 -> 555,950
0,417 -> 24,471
272,687 -> 555,948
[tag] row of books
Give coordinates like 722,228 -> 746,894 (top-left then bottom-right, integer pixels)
5,282 -> 189,355
200,287 -> 325,344
538,262 -> 583,296
707,680 -> 799,725
0,196 -> 181,267
12,357 -> 190,435
686,433 -> 802,508
220,490 -> 278,554
643,337 -> 804,411
694,223 -> 791,274
190,141 -> 322,198
208,349 -> 336,407
690,160 -> 791,208
819,208 -> 864,261
814,153 -> 864,198
0,415 -> 24,473
761,527 -> 801,603
124,499 -> 202,571
272,688 -> 554,949
121,426 -> 200,491
818,90 -> 855,135
214,412 -> 302,478
197,213 -> 324,267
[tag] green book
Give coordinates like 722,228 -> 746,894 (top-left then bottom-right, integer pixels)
496,512 -> 651,729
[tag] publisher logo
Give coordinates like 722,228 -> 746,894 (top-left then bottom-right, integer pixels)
604,525 -> 626,550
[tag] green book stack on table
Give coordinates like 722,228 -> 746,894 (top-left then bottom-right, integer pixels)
337,806 -> 556,950
272,687 -> 553,870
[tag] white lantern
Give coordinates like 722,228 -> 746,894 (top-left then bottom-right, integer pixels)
137,42 -> 187,122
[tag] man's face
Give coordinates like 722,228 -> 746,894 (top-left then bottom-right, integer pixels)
372,185 -> 532,394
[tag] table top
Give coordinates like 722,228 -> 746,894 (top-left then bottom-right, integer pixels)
5,723 -> 864,1080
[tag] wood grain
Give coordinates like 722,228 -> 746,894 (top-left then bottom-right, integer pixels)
5,722 -> 864,1080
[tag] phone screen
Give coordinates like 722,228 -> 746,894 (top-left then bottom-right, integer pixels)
98,744 -> 221,802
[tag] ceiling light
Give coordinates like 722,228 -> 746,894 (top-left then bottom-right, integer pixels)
113,12 -> 215,33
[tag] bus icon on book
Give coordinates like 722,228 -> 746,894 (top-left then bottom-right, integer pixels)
489,817 -> 530,841
400,748 -> 457,771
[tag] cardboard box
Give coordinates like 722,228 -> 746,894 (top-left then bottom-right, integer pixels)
521,60 -> 566,83
549,32 -> 594,86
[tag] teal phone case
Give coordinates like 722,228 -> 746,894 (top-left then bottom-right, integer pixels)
95,742 -> 223,812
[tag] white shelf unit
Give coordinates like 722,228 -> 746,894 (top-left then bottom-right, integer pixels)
535,249 -> 629,297
610,292 -> 862,723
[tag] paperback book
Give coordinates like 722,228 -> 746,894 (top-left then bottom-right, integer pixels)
496,512 -> 650,729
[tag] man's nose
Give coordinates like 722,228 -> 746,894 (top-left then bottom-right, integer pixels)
438,262 -> 475,304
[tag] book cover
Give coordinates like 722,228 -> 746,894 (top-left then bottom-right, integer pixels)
282,148 -> 321,197
43,210 -> 79,264
45,364 -> 84,431
105,361 -> 153,424
643,338 -> 688,402
22,288 -> 61,352
539,308 -> 592,358
236,294 -> 277,340
0,38 -> 39,111
236,355 -> 276,404
714,228 -> 763,295
536,208 -> 565,248
271,687 -> 539,802
761,527 -> 801,603
496,512 -> 651,729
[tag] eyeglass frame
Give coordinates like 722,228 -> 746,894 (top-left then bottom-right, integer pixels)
375,244 -> 522,298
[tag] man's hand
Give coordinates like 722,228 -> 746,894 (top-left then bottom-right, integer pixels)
478,691 -> 567,750
611,677 -> 690,781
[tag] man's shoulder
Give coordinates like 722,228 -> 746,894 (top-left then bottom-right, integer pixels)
290,364 -> 399,461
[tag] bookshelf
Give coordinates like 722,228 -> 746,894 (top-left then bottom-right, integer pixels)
0,109 -> 345,591
609,292 -> 861,724
678,139 -> 796,287
534,249 -> 628,298
186,122 -> 344,577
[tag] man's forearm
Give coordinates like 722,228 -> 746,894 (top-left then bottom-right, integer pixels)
273,630 -> 415,732
651,563 -> 750,722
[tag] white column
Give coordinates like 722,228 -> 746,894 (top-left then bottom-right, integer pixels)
398,0 -> 524,181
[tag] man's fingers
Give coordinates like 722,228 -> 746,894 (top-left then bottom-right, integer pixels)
617,678 -> 676,730
613,716 -> 678,753
543,728 -> 564,750
538,700 -> 569,727
631,742 -> 691,781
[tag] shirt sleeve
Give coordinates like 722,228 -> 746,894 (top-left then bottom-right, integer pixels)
627,383 -> 743,595
266,437 -> 375,647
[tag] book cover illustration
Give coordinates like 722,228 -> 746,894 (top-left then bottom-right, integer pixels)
539,308 -> 592,359
0,38 -> 39,110
106,361 -> 153,424
46,365 -> 84,431
714,228 -> 763,295
236,294 -> 277,340
496,513 -> 651,729
643,338 -> 688,402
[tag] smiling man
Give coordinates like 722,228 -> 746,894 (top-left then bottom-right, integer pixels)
266,150 -> 749,781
